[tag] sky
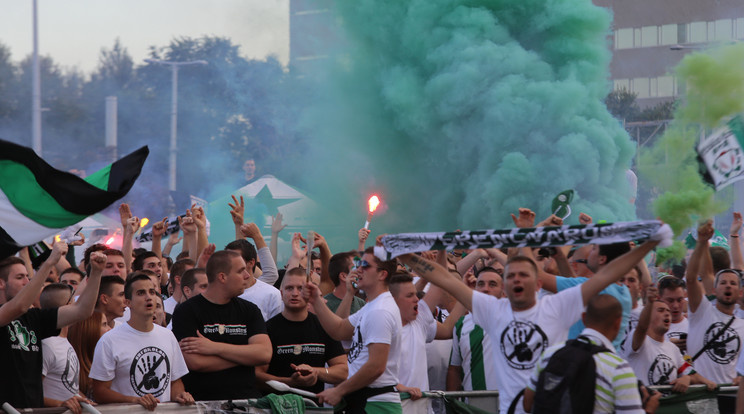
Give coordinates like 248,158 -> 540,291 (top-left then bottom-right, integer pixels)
0,0 -> 289,74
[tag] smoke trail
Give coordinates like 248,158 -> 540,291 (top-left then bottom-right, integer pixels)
300,0 -> 636,240
639,43 -> 744,263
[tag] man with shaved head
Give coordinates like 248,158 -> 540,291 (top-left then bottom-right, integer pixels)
524,294 -> 644,413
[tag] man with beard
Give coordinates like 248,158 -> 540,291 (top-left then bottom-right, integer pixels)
686,221 -> 744,414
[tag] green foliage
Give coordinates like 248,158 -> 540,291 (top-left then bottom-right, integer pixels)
0,37 -> 305,218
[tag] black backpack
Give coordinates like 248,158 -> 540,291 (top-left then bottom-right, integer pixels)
532,335 -> 609,414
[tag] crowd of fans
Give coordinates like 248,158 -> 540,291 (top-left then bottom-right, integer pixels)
3,199 -> 744,414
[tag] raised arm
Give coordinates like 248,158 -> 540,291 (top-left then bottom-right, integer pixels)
57,251 -> 105,328
686,221 -> 713,313
151,217 -> 168,275
179,215 -> 198,263
631,287 -> 658,352
119,204 -> 138,275
270,212 -> 287,262
191,206 -> 209,260
313,232 -> 334,295
286,232 -> 306,270
335,268 -> 361,319
229,195 -> 245,241
0,242 -> 66,326
302,281 -> 355,341
241,223 -> 279,284
581,239 -> 660,306
162,231 -> 182,258
398,254 -> 474,311
357,228 -> 371,253
730,212 -> 743,271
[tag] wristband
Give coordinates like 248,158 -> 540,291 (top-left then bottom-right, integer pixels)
731,235 -> 739,238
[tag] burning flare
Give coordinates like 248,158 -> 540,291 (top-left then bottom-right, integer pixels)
368,195 -> 380,213
364,195 -> 381,230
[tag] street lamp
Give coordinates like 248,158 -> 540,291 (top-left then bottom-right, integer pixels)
31,0 -> 41,155
144,58 -> 208,192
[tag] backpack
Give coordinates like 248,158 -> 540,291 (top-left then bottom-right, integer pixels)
532,335 -> 609,414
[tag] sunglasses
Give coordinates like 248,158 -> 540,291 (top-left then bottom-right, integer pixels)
359,260 -> 379,270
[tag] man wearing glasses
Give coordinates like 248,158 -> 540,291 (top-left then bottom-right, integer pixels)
303,247 -> 403,413
568,245 -> 594,278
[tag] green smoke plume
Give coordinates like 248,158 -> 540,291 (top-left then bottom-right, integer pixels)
639,43 -> 744,263
300,0 -> 636,242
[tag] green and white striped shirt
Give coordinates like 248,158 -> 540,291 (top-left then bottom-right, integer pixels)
449,314 -> 498,391
528,328 -> 644,414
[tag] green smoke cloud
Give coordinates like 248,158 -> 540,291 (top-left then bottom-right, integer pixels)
300,0 -> 637,243
639,43 -> 744,262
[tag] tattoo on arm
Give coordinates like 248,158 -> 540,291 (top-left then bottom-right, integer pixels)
409,256 -> 435,273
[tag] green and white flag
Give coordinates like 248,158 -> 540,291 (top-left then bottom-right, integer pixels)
697,115 -> 744,190
0,139 -> 148,259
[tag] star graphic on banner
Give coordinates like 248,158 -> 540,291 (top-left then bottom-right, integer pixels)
252,184 -> 300,216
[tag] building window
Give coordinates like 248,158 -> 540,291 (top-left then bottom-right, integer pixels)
657,76 -> 675,97
678,23 -> 688,44
660,24 -> 677,45
641,26 -> 658,47
616,28 -> 634,49
689,21 -> 707,43
614,79 -> 630,91
715,19 -> 733,40
634,78 -> 650,98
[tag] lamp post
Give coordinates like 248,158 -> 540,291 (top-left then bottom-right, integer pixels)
31,0 -> 41,155
144,58 -> 207,192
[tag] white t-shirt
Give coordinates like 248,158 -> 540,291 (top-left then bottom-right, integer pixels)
688,297 -> 744,383
163,296 -> 178,315
347,291 -> 402,403
398,300 -> 437,391
90,323 -> 189,401
619,306 -> 643,354
42,336 -> 80,401
667,318 -> 689,342
622,330 -> 694,386
239,279 -> 283,321
450,314 -> 497,391
472,285 -> 583,413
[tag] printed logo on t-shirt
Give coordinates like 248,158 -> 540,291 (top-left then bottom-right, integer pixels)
500,321 -> 548,370
203,324 -> 247,336
348,327 -> 363,364
62,347 -> 80,394
277,343 -> 326,356
7,320 -> 38,352
666,331 -> 685,340
129,347 -> 171,397
703,322 -> 741,364
648,354 -> 675,385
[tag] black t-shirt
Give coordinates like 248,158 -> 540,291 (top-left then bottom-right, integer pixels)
266,312 -> 345,395
0,307 -> 59,408
171,294 -> 266,400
